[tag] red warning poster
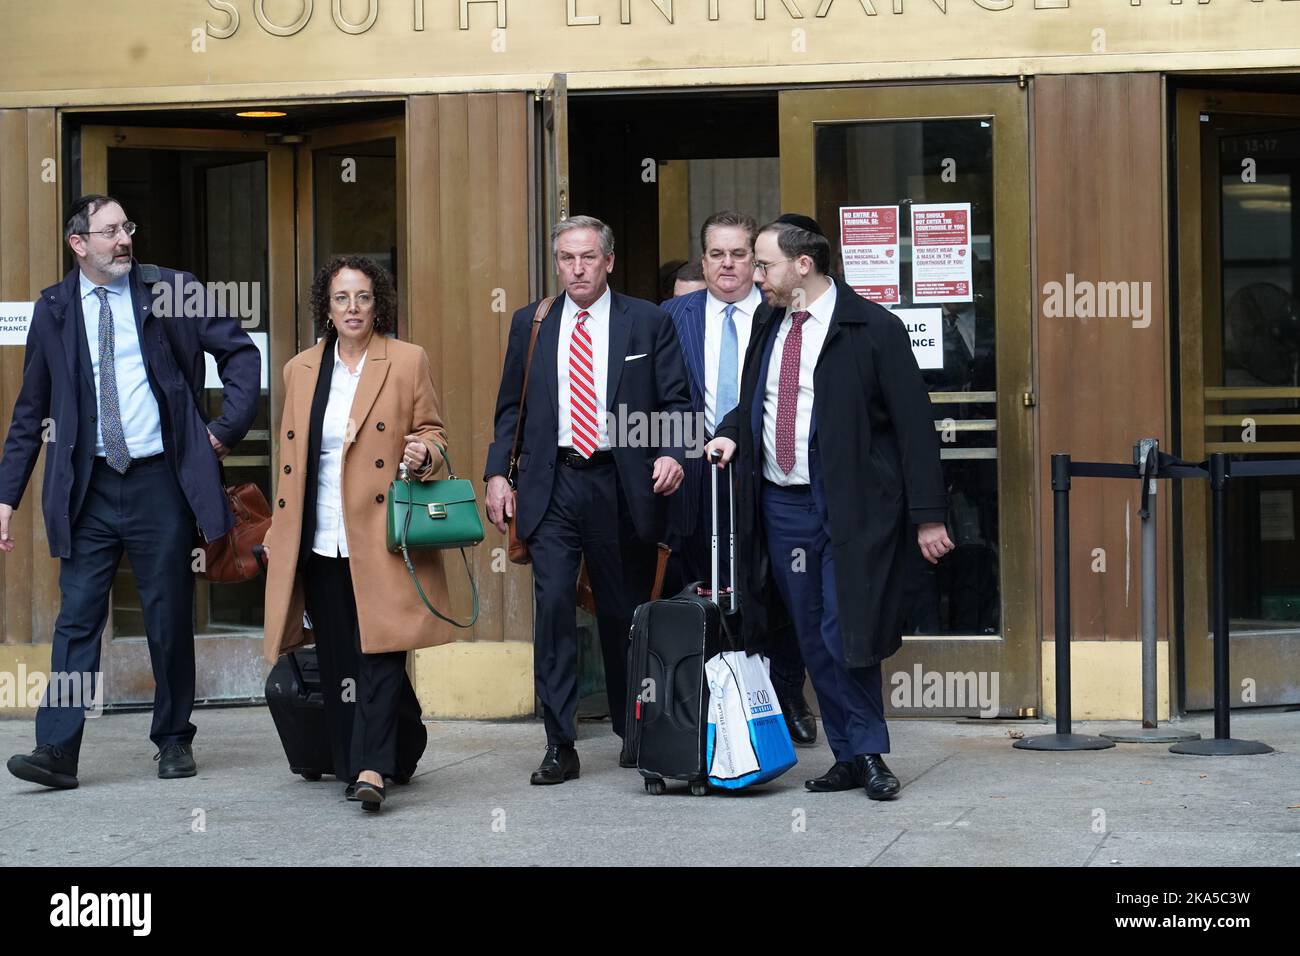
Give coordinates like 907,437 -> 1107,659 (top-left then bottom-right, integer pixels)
910,202 -> 973,303
839,205 -> 900,304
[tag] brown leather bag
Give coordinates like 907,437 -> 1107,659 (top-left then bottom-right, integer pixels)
202,481 -> 273,583
506,295 -> 556,564
576,543 -> 672,616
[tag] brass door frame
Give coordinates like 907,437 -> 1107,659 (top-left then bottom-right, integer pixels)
778,82 -> 1036,714
540,74 -> 569,297
79,124 -> 295,703
1174,89 -> 1300,709
292,117 -> 406,347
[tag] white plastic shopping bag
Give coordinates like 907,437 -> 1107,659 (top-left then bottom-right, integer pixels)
706,651 -> 797,789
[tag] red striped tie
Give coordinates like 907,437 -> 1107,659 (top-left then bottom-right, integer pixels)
570,310 -> 599,458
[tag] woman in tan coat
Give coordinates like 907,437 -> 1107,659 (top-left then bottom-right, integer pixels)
262,255 -> 458,813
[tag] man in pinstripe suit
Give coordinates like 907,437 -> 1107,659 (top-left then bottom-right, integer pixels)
662,210 -> 817,745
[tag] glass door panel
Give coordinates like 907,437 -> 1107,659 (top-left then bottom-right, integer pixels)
79,125 -> 294,704
1178,90 -> 1300,708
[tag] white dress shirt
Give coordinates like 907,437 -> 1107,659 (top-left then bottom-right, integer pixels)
703,285 -> 760,434
80,271 -> 165,459
762,280 -> 837,486
556,286 -> 612,450
313,349 -> 366,558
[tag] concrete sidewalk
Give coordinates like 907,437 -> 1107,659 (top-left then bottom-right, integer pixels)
1,707 -> 1297,867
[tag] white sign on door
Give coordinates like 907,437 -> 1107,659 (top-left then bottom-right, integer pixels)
0,302 -> 35,346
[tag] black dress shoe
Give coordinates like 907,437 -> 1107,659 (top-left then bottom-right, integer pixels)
782,694 -> 818,746
529,745 -> 580,785
855,754 -> 900,801
354,779 -> 385,812
7,745 -> 78,790
155,743 -> 197,779
344,783 -> 359,801
804,761 -> 857,792
389,770 -> 413,785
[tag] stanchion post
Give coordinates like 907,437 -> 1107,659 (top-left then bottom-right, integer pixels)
1171,453 -> 1272,756
1212,451 -> 1230,741
1054,452 -> 1072,734
1015,454 -> 1114,751
1104,439 -> 1199,744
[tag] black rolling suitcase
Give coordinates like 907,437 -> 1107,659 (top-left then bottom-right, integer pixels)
621,457 -> 737,796
255,545 -> 335,781
265,647 -> 336,781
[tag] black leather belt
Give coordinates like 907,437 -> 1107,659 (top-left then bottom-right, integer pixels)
95,452 -> 165,469
762,478 -> 811,494
558,447 -> 615,469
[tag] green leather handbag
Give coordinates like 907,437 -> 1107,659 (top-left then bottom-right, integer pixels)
386,444 -> 483,628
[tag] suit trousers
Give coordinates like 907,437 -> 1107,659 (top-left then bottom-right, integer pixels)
303,554 -> 427,781
527,456 -> 658,747
761,481 -> 890,763
37,456 -> 197,758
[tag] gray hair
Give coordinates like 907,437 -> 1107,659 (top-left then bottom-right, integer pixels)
552,215 -> 615,258
700,210 -> 758,254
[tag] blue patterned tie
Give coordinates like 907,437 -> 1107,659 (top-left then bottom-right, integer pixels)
714,303 -> 739,434
94,287 -> 132,474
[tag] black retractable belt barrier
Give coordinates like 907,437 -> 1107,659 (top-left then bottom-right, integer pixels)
1016,447 -> 1275,755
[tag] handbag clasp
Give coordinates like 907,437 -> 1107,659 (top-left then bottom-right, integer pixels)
427,503 -> 448,519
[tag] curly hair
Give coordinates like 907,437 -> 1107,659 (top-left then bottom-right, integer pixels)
310,255 -> 398,342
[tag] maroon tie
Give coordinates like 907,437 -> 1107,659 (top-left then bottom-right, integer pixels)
775,310 -> 809,475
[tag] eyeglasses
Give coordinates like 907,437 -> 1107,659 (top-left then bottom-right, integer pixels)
706,249 -> 753,262
753,257 -> 796,274
330,292 -> 374,309
77,222 -> 136,241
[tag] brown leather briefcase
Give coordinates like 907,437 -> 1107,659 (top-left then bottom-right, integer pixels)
202,481 -> 273,583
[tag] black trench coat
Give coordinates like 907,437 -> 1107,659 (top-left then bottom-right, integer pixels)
716,277 -> 948,669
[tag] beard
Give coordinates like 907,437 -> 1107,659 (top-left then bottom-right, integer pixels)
92,246 -> 132,279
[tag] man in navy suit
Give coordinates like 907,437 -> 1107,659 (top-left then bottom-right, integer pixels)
0,195 -> 260,789
662,210 -> 817,746
708,215 -> 953,800
485,215 -> 692,785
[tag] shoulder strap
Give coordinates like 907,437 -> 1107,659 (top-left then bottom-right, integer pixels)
507,295 -> 557,482
397,476 -> 480,629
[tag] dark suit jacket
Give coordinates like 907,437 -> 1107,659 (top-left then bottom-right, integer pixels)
0,261 -> 260,557
662,287 -> 770,540
717,277 -> 948,668
485,290 -> 693,545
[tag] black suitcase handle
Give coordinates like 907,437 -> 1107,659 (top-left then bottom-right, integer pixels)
707,450 -> 737,615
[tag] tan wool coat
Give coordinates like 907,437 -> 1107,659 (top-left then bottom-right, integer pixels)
262,335 -> 462,662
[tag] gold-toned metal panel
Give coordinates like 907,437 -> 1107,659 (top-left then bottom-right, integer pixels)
1205,387 -> 1300,400
541,73 -> 569,298
1204,443 -> 1300,455
5,4 -> 1300,107
931,391 -> 998,404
